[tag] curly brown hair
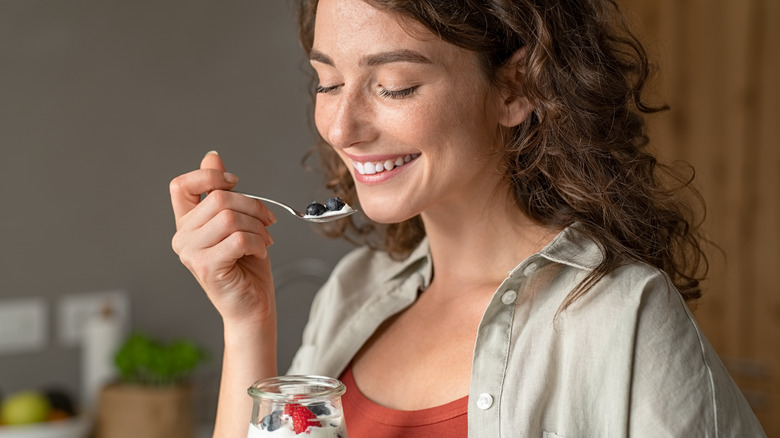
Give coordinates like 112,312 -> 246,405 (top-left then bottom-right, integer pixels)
296,0 -> 709,307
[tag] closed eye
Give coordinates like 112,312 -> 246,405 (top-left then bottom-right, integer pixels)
316,84 -> 340,94
379,86 -> 417,99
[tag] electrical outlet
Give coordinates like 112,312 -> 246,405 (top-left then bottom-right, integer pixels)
57,290 -> 130,347
0,297 -> 48,354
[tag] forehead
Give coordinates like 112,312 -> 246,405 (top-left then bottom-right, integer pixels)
312,0 -> 468,67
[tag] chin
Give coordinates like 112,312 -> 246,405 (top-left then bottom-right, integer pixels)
353,187 -> 415,224
359,203 -> 419,225
362,211 -> 407,225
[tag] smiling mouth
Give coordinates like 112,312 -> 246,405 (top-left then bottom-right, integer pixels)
351,154 -> 420,175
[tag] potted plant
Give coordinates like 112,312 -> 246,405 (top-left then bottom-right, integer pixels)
96,333 -> 207,438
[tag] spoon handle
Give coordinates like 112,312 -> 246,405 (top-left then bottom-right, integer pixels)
235,192 -> 304,218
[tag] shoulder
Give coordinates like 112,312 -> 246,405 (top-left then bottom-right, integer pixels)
542,258 -> 683,351
532,230 -> 699,367
521,257 -> 763,434
583,262 -> 675,313
579,264 -> 762,435
535,223 -> 678,318
549,258 -> 693,354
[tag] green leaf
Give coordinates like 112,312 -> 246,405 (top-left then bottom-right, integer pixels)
113,332 -> 207,386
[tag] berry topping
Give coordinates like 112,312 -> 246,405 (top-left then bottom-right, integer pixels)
259,409 -> 282,431
284,403 -> 319,434
305,202 -> 327,216
307,402 -> 331,417
325,197 -> 346,212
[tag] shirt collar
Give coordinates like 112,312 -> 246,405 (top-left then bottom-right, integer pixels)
383,237 -> 433,288
536,222 -> 604,271
380,222 -> 603,286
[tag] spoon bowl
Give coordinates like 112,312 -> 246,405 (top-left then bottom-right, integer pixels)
236,192 -> 357,223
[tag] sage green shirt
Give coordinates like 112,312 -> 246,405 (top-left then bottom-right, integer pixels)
288,224 -> 765,437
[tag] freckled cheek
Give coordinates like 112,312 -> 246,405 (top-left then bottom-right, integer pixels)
388,100 -> 448,141
406,108 -> 455,145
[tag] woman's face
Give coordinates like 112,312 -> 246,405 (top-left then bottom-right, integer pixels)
311,0 -> 508,224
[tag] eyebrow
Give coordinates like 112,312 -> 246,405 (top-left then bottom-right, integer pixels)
309,49 -> 433,67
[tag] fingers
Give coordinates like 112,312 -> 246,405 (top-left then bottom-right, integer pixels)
172,185 -> 278,278
184,202 -> 275,252
208,232 -> 272,270
180,189 -> 277,231
201,149 -> 226,172
177,230 -> 271,282
170,152 -> 278,324
172,205 -> 275,292
170,151 -> 239,221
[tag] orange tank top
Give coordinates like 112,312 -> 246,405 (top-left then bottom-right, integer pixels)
339,365 -> 468,438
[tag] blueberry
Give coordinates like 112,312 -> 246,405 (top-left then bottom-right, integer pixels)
260,409 -> 282,431
307,402 -> 331,416
306,202 -> 327,216
325,197 -> 346,212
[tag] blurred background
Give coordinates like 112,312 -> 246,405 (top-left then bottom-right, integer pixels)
0,0 -> 777,436
619,0 -> 779,434
0,0 -> 353,434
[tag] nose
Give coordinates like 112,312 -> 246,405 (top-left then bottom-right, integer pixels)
317,88 -> 374,149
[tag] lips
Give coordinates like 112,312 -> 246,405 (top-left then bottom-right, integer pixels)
351,153 -> 420,175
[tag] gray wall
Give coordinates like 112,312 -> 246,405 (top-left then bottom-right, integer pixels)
0,0 -> 352,422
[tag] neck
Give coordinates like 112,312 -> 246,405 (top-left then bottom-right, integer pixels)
421,191 -> 559,294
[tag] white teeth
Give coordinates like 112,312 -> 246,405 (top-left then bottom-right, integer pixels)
353,154 -> 419,175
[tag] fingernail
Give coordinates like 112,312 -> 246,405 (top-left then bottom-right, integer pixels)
206,150 -> 219,156
224,172 -> 238,183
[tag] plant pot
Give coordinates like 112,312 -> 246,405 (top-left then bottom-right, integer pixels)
96,383 -> 194,438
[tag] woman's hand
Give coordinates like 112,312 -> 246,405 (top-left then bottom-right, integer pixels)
170,151 -> 278,325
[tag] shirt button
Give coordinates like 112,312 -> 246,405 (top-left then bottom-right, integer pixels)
501,290 -> 517,305
476,393 -> 493,410
523,262 -> 538,277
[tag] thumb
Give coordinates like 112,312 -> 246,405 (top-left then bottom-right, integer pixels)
170,150 -> 238,221
201,150 -> 227,171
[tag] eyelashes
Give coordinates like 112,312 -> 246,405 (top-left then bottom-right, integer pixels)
315,84 -> 418,99
378,86 -> 417,99
316,84 -> 339,94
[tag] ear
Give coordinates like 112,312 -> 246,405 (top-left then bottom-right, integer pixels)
496,48 -> 535,128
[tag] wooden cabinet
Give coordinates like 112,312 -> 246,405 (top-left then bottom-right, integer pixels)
618,0 -> 780,434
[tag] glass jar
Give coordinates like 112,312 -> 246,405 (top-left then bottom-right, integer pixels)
247,375 -> 347,438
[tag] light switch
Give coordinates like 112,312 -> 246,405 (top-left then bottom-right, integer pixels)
0,297 -> 47,354
57,290 -> 129,347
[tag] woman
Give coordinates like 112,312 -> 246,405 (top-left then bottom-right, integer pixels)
170,0 -> 766,436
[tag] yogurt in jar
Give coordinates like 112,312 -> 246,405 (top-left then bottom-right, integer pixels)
247,376 -> 347,438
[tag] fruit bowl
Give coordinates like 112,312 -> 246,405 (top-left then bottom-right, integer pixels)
0,417 -> 89,438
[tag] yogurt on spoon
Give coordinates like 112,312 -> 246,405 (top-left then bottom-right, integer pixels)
303,197 -> 355,219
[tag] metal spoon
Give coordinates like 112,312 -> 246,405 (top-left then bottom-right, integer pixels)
236,192 -> 357,223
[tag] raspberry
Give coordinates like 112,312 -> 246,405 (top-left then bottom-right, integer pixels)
283,403 -> 319,434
